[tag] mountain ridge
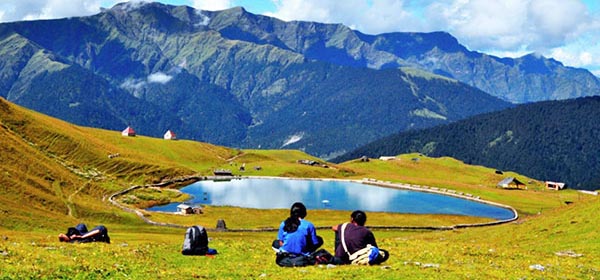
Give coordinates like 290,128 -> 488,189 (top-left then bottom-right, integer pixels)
185,5 -> 600,103
0,2 -> 514,158
0,2 -> 595,158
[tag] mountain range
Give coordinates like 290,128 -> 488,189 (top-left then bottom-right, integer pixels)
0,2 -> 598,158
334,96 -> 600,190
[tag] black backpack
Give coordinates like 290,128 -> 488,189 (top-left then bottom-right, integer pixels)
182,225 -> 209,255
275,249 -> 333,267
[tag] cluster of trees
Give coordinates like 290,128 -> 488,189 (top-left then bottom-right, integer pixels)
335,96 -> 600,190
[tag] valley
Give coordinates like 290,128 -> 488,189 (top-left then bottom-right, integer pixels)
1,2 -> 599,278
1,97 -> 597,279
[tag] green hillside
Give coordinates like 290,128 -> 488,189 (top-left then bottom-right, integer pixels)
0,97 -> 352,231
1,98 -> 598,279
335,96 -> 600,190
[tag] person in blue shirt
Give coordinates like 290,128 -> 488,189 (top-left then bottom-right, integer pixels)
272,202 -> 326,266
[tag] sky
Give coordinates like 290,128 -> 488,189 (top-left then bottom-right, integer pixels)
0,0 -> 599,76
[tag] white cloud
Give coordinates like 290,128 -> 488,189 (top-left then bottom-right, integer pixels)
191,0 -> 233,11
120,71 -> 174,94
422,0 -> 597,53
579,52 -> 593,65
111,0 -> 152,12
120,78 -> 146,91
0,0 -> 103,23
426,0 -> 529,49
120,77 -> 146,98
550,44 -> 600,69
147,72 -> 173,84
0,0 -> 172,23
267,0 -> 422,35
281,132 -> 304,147
485,49 -> 530,60
194,9 -> 210,26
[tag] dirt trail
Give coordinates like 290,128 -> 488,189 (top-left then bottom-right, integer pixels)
64,180 -> 90,216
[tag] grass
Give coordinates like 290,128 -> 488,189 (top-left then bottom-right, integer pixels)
1,97 -> 599,279
339,154 -> 582,215
140,206 -> 495,230
2,196 -> 599,279
116,187 -> 191,209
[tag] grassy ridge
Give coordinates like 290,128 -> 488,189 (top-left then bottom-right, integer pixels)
1,97 -> 598,278
339,154 -> 581,215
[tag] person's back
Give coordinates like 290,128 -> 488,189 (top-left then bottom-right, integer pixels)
333,210 -> 389,265
273,202 -> 328,267
334,222 -> 377,262
279,219 -> 319,255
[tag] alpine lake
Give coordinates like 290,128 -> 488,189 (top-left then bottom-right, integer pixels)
147,178 -> 515,220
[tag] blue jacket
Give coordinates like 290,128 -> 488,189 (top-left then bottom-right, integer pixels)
277,219 -> 319,255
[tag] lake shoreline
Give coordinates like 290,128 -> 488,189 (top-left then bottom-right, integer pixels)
146,175 -> 518,222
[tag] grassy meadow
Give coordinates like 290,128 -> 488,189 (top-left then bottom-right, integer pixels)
1,97 -> 599,279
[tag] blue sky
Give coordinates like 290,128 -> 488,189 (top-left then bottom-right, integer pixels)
1,0 -> 599,76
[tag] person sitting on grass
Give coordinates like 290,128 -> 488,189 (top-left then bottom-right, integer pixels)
332,210 -> 388,265
58,223 -> 110,243
272,202 -> 330,266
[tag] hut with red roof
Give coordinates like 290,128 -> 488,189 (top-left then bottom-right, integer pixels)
121,126 -> 136,137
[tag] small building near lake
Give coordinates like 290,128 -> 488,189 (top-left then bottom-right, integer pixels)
379,156 -> 397,161
545,181 -> 566,190
177,204 -> 203,215
213,169 -> 233,176
177,204 -> 193,215
298,159 -> 318,166
497,177 -> 526,189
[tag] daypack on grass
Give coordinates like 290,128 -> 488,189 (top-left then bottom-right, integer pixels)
182,225 -> 209,255
275,249 -> 333,267
348,244 -> 379,265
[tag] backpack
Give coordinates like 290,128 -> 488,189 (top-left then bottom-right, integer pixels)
182,225 -> 209,255
348,244 -> 379,265
275,249 -> 333,267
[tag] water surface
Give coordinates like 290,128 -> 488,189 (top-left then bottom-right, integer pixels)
147,178 -> 514,220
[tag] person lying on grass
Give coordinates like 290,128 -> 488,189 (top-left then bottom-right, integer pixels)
58,223 -> 110,243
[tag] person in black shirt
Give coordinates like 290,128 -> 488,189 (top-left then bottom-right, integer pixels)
332,210 -> 388,264
58,223 -> 110,243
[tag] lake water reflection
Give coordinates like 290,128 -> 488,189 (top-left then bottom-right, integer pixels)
147,178 -> 515,220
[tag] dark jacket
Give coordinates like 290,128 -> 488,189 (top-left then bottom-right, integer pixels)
334,223 -> 377,263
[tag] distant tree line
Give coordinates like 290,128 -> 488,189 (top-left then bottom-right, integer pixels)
334,96 -> 600,190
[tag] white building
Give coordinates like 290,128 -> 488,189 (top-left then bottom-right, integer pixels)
163,130 -> 176,140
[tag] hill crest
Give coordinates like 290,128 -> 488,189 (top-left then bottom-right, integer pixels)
335,96 -> 600,190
